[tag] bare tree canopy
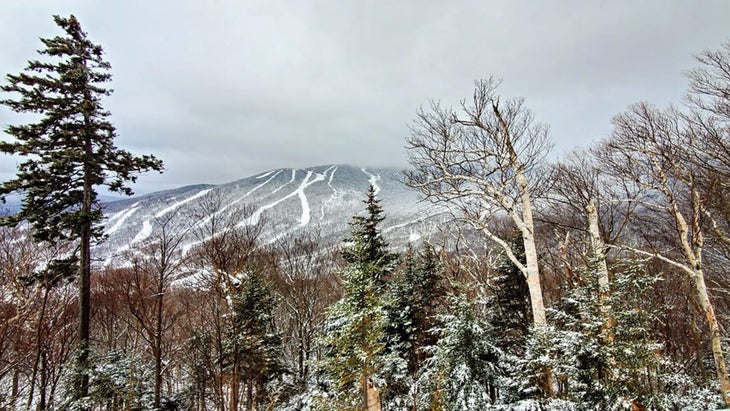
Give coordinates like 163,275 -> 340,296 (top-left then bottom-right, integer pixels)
405,77 -> 551,327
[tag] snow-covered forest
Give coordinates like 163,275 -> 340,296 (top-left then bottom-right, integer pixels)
4,14 -> 730,411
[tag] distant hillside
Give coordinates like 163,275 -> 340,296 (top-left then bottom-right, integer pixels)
95,165 -> 451,266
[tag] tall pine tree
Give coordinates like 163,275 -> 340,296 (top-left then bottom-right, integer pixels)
0,15 -> 163,403
321,185 -> 398,410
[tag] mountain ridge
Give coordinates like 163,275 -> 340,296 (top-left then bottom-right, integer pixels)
95,164 -> 450,266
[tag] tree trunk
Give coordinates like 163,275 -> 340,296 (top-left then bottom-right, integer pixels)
516,176 -> 546,328
38,349 -> 47,411
361,375 -> 381,411
586,200 -> 614,341
230,356 -> 240,411
154,279 -> 164,409
694,268 -> 730,404
77,95 -> 94,405
674,187 -> 730,405
500,102 -> 547,329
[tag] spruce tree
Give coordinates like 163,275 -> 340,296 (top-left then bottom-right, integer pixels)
321,185 -> 398,410
0,15 -> 163,402
226,270 -> 284,409
488,235 -> 531,355
423,293 -> 501,410
383,244 -> 446,407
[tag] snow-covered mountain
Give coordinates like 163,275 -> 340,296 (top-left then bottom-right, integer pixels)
96,165 -> 451,266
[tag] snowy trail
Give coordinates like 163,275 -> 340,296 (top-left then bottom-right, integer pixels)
130,188 -> 212,245
155,188 -> 212,218
244,170 -> 281,197
104,203 -> 140,236
361,168 -> 381,195
243,169 -> 325,227
255,170 -> 277,179
132,221 -> 153,243
193,171 -> 282,230
320,165 -> 340,219
273,169 -> 296,194
382,209 -> 449,234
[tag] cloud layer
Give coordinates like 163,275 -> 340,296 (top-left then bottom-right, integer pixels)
1,1 -> 728,194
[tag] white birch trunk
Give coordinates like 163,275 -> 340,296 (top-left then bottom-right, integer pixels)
515,167 -> 547,328
671,197 -> 730,405
586,199 -> 614,342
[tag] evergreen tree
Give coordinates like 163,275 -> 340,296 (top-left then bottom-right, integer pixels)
341,185 -> 398,282
0,15 -> 163,402
382,244 -> 446,408
320,185 -> 398,410
226,269 -> 284,410
488,235 -> 531,356
422,293 -> 501,410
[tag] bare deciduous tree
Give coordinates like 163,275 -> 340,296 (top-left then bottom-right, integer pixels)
405,77 -> 552,327
596,101 -> 730,405
123,211 -> 189,409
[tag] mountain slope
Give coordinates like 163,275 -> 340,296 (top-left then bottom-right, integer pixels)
96,165 -> 450,266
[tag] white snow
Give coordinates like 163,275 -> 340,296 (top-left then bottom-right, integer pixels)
408,232 -> 422,242
128,188 -> 212,246
132,220 -> 153,243
192,171 -> 281,230
320,165 -> 340,220
244,170 -> 281,197
104,204 -> 139,236
242,169 -> 325,227
273,169 -> 297,194
361,168 -> 381,195
155,188 -> 212,218
255,169 -> 277,179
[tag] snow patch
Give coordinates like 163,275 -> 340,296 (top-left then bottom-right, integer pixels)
408,232 -> 422,243
244,170 -> 281,197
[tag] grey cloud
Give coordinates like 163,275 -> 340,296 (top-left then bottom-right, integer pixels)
1,1 -> 729,194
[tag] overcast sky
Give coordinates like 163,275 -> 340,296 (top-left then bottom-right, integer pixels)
1,1 -> 729,194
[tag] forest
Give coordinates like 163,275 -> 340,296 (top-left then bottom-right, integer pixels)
2,14 -> 730,411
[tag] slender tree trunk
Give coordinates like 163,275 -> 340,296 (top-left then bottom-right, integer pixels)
28,288 -> 49,411
515,172 -> 546,328
12,368 -> 19,409
361,374 -> 381,411
694,268 -> 730,404
497,103 -> 547,329
230,357 -> 239,411
77,95 -> 94,404
154,276 -> 164,409
675,187 -> 730,405
586,200 -> 614,341
38,349 -> 47,411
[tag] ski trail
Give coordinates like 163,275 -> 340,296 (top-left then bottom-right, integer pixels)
104,244 -> 130,267
244,170 -> 281,197
155,188 -> 212,218
130,188 -> 213,245
321,165 -> 340,220
132,220 -> 153,243
193,171 -> 282,229
361,168 -> 381,195
255,170 -> 276,179
242,169 -> 325,227
104,203 -> 139,236
273,169 -> 296,194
